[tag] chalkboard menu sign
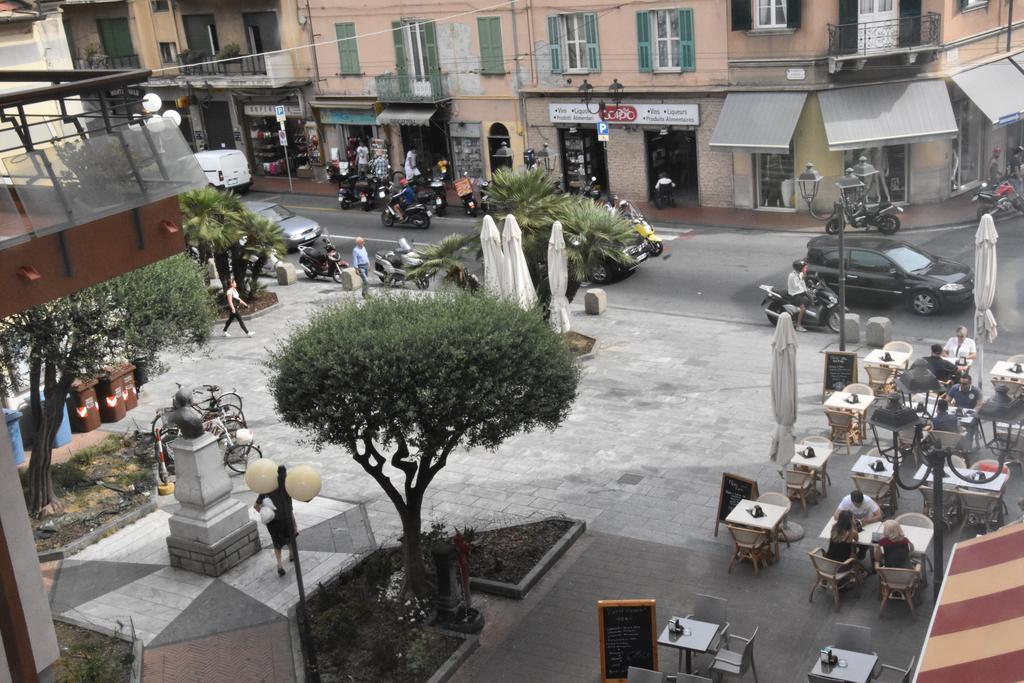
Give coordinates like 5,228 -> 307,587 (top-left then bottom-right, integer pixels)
823,351 -> 858,399
715,473 -> 760,536
598,600 -> 658,682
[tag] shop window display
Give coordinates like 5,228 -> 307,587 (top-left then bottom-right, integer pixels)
843,146 -> 907,203
249,117 -> 309,176
756,150 -> 795,209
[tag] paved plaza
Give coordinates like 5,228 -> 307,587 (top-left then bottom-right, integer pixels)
42,273 -> 1023,681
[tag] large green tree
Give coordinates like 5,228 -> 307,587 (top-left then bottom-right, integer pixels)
265,293 -> 580,596
0,255 -> 215,516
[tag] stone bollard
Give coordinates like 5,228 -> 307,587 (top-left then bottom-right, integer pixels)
275,262 -> 296,286
865,317 -> 892,348
584,289 -> 607,315
843,313 -> 861,345
206,258 -> 217,281
340,267 -> 362,291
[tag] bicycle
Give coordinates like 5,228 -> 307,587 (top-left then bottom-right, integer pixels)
174,382 -> 246,425
204,412 -> 262,474
135,409 -> 178,484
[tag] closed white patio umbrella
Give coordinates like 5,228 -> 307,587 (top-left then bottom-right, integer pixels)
769,312 -> 798,464
547,221 -> 571,333
501,214 -> 537,310
480,214 -> 505,296
974,213 -> 998,373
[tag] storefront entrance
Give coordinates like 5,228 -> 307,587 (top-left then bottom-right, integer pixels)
644,130 -> 697,203
559,127 -> 607,195
202,101 -> 235,150
399,118 -> 450,179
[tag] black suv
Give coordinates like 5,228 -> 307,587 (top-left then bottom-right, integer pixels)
805,236 -> 973,316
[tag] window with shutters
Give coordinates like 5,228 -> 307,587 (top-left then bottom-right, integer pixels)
755,0 -> 787,28
335,23 -> 360,75
402,20 -> 431,78
477,17 -> 504,74
652,11 -> 680,70
960,0 -> 987,9
563,13 -> 587,72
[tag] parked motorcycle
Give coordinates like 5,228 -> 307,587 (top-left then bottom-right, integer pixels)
337,167 -> 357,210
479,180 -> 491,214
429,176 -> 447,216
615,200 -> 664,257
374,237 -> 430,289
759,274 -> 843,333
824,198 -> 902,235
352,176 -> 376,212
455,173 -> 479,217
298,237 -> 348,283
972,179 -> 1024,220
380,192 -> 431,229
579,175 -> 601,200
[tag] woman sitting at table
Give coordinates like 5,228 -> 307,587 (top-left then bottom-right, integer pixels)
942,326 -> 977,361
827,511 -> 869,577
873,520 -> 919,572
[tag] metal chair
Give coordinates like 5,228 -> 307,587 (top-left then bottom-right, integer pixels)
883,341 -> 913,356
834,623 -> 873,653
726,525 -> 772,577
808,548 -> 862,611
876,655 -> 916,683
686,594 -> 730,655
708,627 -> 759,683
674,675 -> 713,683
825,410 -> 860,454
877,565 -> 922,620
628,667 -> 666,683
807,674 -> 843,683
784,466 -> 817,515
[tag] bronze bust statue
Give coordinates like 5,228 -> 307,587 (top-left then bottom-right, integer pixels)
165,386 -> 203,438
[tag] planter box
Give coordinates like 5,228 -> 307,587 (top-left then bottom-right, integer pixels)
470,518 -> 586,599
38,485 -> 157,562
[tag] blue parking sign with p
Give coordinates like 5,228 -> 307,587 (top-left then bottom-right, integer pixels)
597,122 -> 609,141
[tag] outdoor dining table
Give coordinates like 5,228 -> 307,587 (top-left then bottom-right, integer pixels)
792,441 -> 834,496
657,617 -> 721,674
809,648 -> 879,683
823,391 -> 876,415
863,348 -> 910,370
990,360 -> 1024,384
850,454 -> 894,479
912,464 -> 1008,492
725,499 -> 788,560
819,518 -> 934,554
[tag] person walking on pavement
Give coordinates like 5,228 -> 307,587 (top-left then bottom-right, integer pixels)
404,145 -> 419,180
352,236 -> 370,297
988,147 -> 1002,186
223,277 -> 252,337
787,259 -> 809,332
253,466 -> 297,577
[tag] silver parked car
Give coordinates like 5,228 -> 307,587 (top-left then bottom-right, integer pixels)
243,201 -> 322,250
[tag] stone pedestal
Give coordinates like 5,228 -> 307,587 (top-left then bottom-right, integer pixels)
865,317 -> 892,348
276,262 -> 297,286
341,267 -> 362,291
166,433 -> 259,577
584,289 -> 607,315
843,313 -> 860,344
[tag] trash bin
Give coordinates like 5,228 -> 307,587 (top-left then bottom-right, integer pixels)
121,364 -> 138,411
67,378 -> 101,433
132,358 -> 149,389
16,399 -> 72,449
96,366 -> 129,423
4,409 -> 25,466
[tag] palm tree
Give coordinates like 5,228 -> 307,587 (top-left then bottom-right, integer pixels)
550,197 -> 636,301
484,167 -> 567,232
407,233 -> 480,290
234,211 -> 285,300
180,188 -> 244,286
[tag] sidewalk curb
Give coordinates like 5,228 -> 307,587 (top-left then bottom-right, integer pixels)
426,630 -> 481,683
53,613 -> 144,683
470,518 -> 586,599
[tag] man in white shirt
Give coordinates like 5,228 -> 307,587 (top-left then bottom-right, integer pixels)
355,141 -> 369,174
787,259 -> 809,332
942,326 -> 977,360
834,490 -> 882,525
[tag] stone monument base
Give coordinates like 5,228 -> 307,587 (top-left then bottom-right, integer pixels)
167,520 -> 261,577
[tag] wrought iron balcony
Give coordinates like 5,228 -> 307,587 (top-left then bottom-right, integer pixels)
828,12 -> 940,57
178,53 -> 267,76
374,73 -> 448,103
73,54 -> 141,70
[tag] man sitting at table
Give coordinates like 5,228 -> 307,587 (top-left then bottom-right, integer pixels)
947,374 -> 981,409
926,343 -> 958,384
833,490 -> 882,525
929,399 -> 960,433
942,326 -> 977,361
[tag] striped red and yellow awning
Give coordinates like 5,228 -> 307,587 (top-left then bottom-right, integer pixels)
916,522 -> 1024,682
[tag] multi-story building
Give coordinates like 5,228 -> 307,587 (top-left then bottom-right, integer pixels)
58,0 -> 318,179
308,2 -> 530,181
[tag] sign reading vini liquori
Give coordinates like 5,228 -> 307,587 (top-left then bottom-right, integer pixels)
549,102 -> 699,126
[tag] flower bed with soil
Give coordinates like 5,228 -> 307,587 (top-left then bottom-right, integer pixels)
472,518 -> 576,583
214,289 -> 279,319
27,434 -> 156,554
53,620 -> 134,683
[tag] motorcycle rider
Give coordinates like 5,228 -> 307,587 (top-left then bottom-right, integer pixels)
389,177 -> 415,222
787,259 -> 810,332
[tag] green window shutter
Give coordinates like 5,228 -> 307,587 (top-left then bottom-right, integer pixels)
547,15 -> 562,73
731,0 -> 752,31
787,0 -> 802,29
679,9 -> 695,72
335,23 -> 360,75
636,11 -> 652,72
584,12 -> 600,72
423,20 -> 440,74
391,21 -> 407,76
958,0 -> 969,10
477,17 -> 504,74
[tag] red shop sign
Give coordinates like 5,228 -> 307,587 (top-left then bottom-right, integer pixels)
601,105 -> 637,122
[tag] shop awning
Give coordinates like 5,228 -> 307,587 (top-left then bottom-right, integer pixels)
819,80 -> 957,150
916,523 -> 1024,682
952,59 -> 1024,126
709,92 -> 807,154
376,105 -> 435,127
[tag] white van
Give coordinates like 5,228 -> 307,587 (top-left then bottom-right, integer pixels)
194,150 -> 252,193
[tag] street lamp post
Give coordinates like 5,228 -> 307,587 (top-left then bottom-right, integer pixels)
797,162 -> 824,219
578,79 -> 624,197
833,169 -> 865,352
869,393 -> 1015,601
246,460 -> 323,683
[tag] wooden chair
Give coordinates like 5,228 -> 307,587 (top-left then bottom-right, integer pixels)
726,525 -> 772,577
990,378 -> 1023,399
825,410 -> 860,454
758,492 -> 793,549
929,429 -> 966,455
784,466 -> 817,515
875,656 -> 916,683
919,483 -> 961,528
801,436 -> 833,494
1008,354 -> 1024,363
949,454 -> 968,470
627,667 -> 666,683
877,564 -> 922,620
808,548 -> 862,611
845,383 -> 874,396
896,512 -> 934,580
974,459 -> 1011,485
883,341 -> 913,356
957,489 -> 1004,533
708,628 -> 759,683
851,474 -> 895,516
864,364 -> 896,396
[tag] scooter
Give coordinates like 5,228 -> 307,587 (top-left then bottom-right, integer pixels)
616,200 -> 664,257
479,180 -> 491,214
380,192 -> 431,229
374,237 -> 430,289
337,167 -> 357,210
653,178 -> 676,209
972,179 -> 1024,220
353,176 -> 376,212
429,177 -> 447,216
759,274 -> 843,333
456,173 -> 479,217
579,175 -> 601,200
298,237 -> 348,283
824,198 -> 902,235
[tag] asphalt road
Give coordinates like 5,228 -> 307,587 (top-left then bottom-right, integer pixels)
253,190 -> 1024,356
